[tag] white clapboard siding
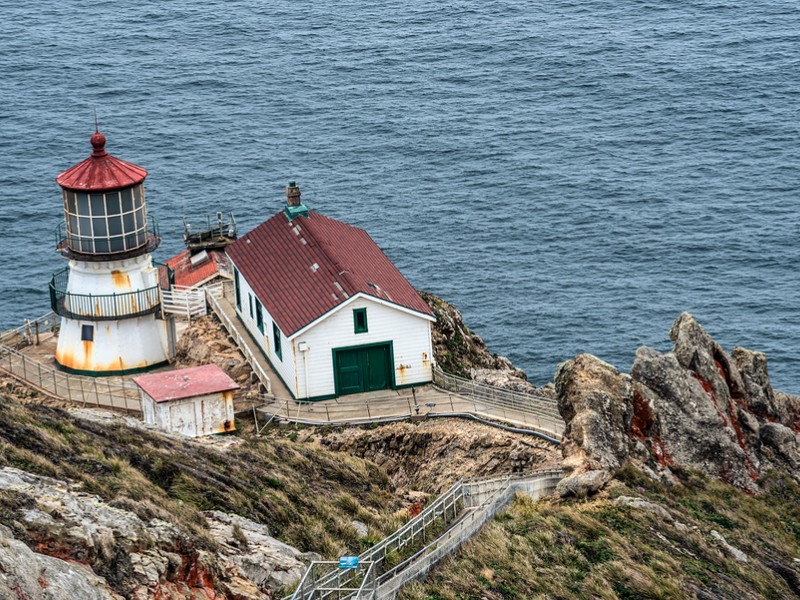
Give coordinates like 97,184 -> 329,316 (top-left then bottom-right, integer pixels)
231,263 -> 298,395
295,295 -> 434,399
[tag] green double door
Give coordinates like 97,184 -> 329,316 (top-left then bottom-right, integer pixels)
334,343 -> 393,396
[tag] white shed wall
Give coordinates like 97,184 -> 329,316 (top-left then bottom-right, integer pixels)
140,391 -> 235,437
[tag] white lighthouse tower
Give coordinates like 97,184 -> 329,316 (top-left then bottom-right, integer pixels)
50,130 -> 175,375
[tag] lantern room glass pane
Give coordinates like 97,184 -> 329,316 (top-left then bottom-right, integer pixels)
123,212 -> 134,232
132,185 -> 143,208
76,193 -> 90,214
68,214 -> 78,235
94,238 -> 109,253
134,207 -> 145,229
105,192 -> 121,215
110,235 -> 125,253
108,216 -> 122,237
90,193 -> 105,217
78,217 -> 90,237
64,191 -> 76,214
121,188 -> 134,213
92,217 -> 107,237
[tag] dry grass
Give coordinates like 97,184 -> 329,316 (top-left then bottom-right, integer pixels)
401,464 -> 800,600
0,393 -> 403,557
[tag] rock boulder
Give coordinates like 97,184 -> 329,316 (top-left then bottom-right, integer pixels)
556,312 -> 800,496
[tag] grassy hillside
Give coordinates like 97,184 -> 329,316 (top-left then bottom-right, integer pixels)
0,390 -> 404,559
400,465 -> 800,600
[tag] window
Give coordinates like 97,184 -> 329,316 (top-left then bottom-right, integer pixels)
249,293 -> 254,318
273,322 -> 282,360
81,324 -> 94,342
255,298 -> 263,333
234,269 -> 241,310
353,308 -> 368,334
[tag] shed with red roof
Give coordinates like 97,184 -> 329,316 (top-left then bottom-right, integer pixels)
226,182 -> 435,401
134,364 -> 239,437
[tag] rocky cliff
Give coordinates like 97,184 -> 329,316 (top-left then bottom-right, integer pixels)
556,312 -> 800,497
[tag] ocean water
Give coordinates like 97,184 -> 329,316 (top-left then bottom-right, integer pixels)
1,1 -> 798,390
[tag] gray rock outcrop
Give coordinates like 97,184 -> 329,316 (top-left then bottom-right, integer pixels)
556,312 -> 800,496
0,524 -> 120,600
0,467 -> 311,599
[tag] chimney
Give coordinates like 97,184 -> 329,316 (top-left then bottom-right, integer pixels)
286,181 -> 301,207
284,180 -> 309,221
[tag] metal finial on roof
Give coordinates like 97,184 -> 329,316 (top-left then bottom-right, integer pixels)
93,107 -> 99,133
90,130 -> 108,157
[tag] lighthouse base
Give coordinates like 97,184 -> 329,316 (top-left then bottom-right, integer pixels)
55,315 -> 174,376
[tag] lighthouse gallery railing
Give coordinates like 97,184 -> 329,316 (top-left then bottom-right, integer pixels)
49,263 -> 174,321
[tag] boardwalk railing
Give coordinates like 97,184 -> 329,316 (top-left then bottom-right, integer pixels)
433,366 -> 558,415
288,468 -> 563,600
261,387 -> 565,440
205,284 -> 272,394
0,344 -> 140,412
0,311 -> 60,350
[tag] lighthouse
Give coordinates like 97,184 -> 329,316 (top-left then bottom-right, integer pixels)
50,130 -> 175,375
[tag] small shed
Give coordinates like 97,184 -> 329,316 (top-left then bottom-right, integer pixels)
133,364 -> 239,437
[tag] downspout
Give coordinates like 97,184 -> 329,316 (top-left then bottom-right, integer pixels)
298,341 -> 310,400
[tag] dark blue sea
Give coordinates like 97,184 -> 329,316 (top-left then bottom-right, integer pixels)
1,1 -> 799,390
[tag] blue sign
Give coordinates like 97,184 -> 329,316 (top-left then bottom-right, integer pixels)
339,556 -> 359,569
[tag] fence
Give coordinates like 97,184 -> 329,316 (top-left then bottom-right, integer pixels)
205,284 -> 272,394
0,344 -> 140,412
376,469 -> 563,599
162,285 -> 207,319
288,468 -> 563,600
433,366 -> 558,416
0,312 -> 60,350
261,386 -> 565,440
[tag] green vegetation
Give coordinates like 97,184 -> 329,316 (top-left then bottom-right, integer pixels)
400,464 -> 800,599
0,394 -> 403,557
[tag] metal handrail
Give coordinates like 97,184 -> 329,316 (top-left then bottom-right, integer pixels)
206,285 -> 272,394
49,263 -> 172,322
433,366 -> 559,415
287,468 -> 565,600
54,215 -> 161,261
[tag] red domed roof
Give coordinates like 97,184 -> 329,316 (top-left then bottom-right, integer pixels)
56,131 -> 148,192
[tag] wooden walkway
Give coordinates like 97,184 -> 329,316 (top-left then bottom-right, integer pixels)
0,328 -> 140,412
0,301 -> 565,442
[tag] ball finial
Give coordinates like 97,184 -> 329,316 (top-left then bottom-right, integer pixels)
90,131 -> 107,157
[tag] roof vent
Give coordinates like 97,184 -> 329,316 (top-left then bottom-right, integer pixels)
190,250 -> 210,268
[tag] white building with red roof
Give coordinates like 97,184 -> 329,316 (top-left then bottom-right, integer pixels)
226,182 -> 435,401
134,364 -> 239,437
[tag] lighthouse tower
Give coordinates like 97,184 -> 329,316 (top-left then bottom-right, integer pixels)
50,131 -> 174,375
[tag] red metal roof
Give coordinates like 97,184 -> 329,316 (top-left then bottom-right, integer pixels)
133,364 -> 239,403
56,132 -> 148,192
226,210 -> 433,336
166,249 -> 230,288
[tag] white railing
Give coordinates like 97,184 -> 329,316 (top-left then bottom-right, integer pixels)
376,469 -> 563,599
162,285 -> 207,319
0,311 -> 60,349
261,389 -> 565,440
205,285 -> 272,394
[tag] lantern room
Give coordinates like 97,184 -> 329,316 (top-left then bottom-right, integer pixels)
56,132 -> 157,259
